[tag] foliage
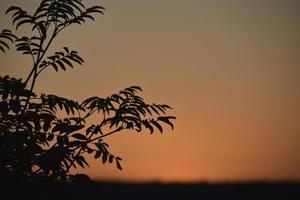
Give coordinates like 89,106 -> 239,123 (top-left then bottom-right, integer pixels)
0,0 -> 175,183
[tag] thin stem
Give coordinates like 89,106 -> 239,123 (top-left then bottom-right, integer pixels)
24,66 -> 35,85
30,50 -> 36,67
90,126 -> 123,142
23,30 -> 58,112
82,108 -> 98,120
36,65 -> 47,76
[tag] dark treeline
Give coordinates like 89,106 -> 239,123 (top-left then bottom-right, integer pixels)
1,180 -> 300,200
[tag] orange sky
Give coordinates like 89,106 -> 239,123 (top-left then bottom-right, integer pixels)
1,0 -> 300,182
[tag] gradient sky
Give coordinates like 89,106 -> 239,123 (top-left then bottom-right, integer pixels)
1,0 -> 300,182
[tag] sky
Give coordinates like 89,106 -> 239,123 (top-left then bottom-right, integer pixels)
1,0 -> 300,183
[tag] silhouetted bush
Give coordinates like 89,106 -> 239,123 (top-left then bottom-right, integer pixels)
0,0 -> 175,184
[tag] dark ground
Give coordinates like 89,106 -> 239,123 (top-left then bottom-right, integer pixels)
1,180 -> 300,200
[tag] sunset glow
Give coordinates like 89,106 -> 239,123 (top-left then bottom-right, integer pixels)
1,0 -> 300,183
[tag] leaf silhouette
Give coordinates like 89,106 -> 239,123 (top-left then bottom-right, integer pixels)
0,29 -> 17,53
72,133 -> 87,141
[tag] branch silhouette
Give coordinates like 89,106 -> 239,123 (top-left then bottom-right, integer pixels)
0,0 -> 175,183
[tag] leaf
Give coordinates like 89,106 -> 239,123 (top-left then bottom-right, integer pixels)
72,133 -> 87,140
50,62 -> 58,71
109,154 -> 114,163
70,52 -> 84,63
142,120 -> 154,134
81,96 -> 97,108
157,116 -> 176,129
144,105 -> 152,115
0,45 -> 5,53
130,86 -> 142,91
16,19 -> 33,29
6,6 -> 22,15
151,120 -> 163,133
56,60 -> 66,71
76,157 -> 84,168
94,151 -> 101,159
87,6 -> 105,14
154,104 -> 166,114
83,14 -> 95,21
0,33 -> 16,42
150,105 -> 160,115
55,51 -> 64,56
116,156 -> 122,161
102,153 -> 108,164
63,47 -> 69,53
80,156 -> 89,167
61,57 -> 73,68
116,158 -> 122,170
66,125 -> 85,134
0,40 -> 9,49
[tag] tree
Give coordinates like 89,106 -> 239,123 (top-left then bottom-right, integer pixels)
0,0 -> 175,183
